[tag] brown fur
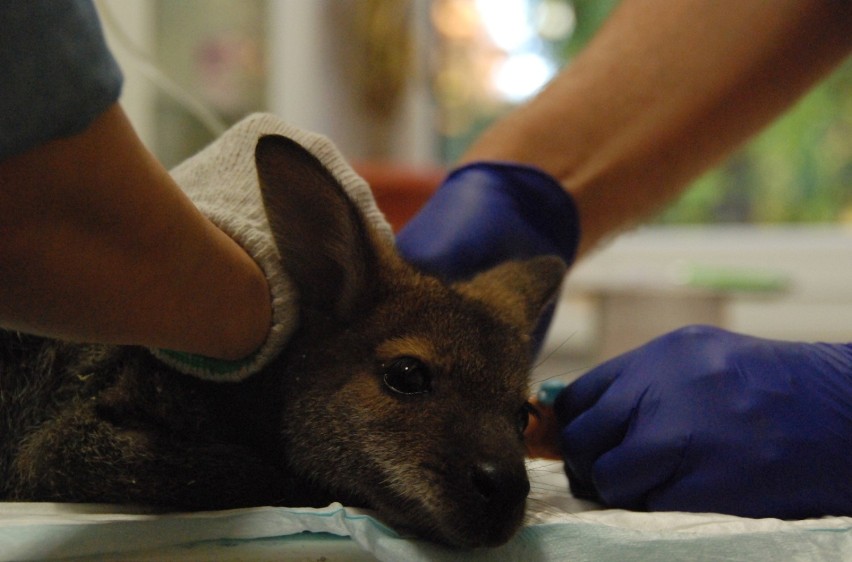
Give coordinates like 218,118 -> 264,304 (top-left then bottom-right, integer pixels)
0,136 -> 566,548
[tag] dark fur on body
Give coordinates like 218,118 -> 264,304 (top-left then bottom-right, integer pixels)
0,136 -> 566,548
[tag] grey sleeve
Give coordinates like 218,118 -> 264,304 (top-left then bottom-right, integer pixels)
0,0 -> 123,160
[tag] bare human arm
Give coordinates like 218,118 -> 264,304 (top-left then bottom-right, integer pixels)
0,104 -> 271,360
461,0 -> 852,256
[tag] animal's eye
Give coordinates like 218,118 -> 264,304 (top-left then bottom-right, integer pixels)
517,402 -> 540,436
382,357 -> 432,395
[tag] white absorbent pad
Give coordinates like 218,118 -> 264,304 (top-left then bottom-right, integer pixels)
0,460 -> 849,562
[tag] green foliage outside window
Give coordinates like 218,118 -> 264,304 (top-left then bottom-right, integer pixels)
571,0 -> 852,224
657,59 -> 852,224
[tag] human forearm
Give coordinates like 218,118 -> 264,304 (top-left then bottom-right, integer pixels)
0,105 -> 270,359
461,0 -> 852,256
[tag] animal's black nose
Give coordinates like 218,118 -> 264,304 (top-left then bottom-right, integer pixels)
470,461 -> 530,507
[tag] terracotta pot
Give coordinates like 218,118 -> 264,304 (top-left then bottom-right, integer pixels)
354,162 -> 445,233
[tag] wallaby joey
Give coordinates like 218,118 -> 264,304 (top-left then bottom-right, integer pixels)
0,135 -> 566,548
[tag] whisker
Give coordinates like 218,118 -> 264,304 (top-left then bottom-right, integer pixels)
526,496 -> 571,508
530,364 -> 592,387
533,332 -> 577,370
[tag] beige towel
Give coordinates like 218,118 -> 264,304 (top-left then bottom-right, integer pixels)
151,114 -> 392,381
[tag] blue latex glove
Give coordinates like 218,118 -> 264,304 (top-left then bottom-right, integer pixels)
554,325 -> 852,519
396,162 -> 580,282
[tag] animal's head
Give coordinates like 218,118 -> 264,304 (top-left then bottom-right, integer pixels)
255,135 -> 566,547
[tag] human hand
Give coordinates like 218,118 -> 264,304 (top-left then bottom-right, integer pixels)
554,325 -> 852,519
396,162 -> 579,282
395,163 -> 578,353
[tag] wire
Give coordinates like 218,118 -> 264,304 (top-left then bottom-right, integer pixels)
95,0 -> 228,136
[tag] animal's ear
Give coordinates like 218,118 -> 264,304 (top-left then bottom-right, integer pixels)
255,134 -> 378,322
455,256 -> 567,334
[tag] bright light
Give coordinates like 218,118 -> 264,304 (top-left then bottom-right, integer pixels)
475,0 -> 533,52
536,0 -> 577,41
491,53 -> 556,102
431,0 -> 480,40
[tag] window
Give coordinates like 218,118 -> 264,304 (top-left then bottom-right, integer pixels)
432,0 -> 852,224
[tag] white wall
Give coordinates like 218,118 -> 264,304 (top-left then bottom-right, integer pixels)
545,225 -> 852,364
266,0 -> 437,165
95,0 -> 157,148
104,0 -> 438,164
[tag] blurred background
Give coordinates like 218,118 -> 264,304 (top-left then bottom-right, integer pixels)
98,0 -> 851,377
